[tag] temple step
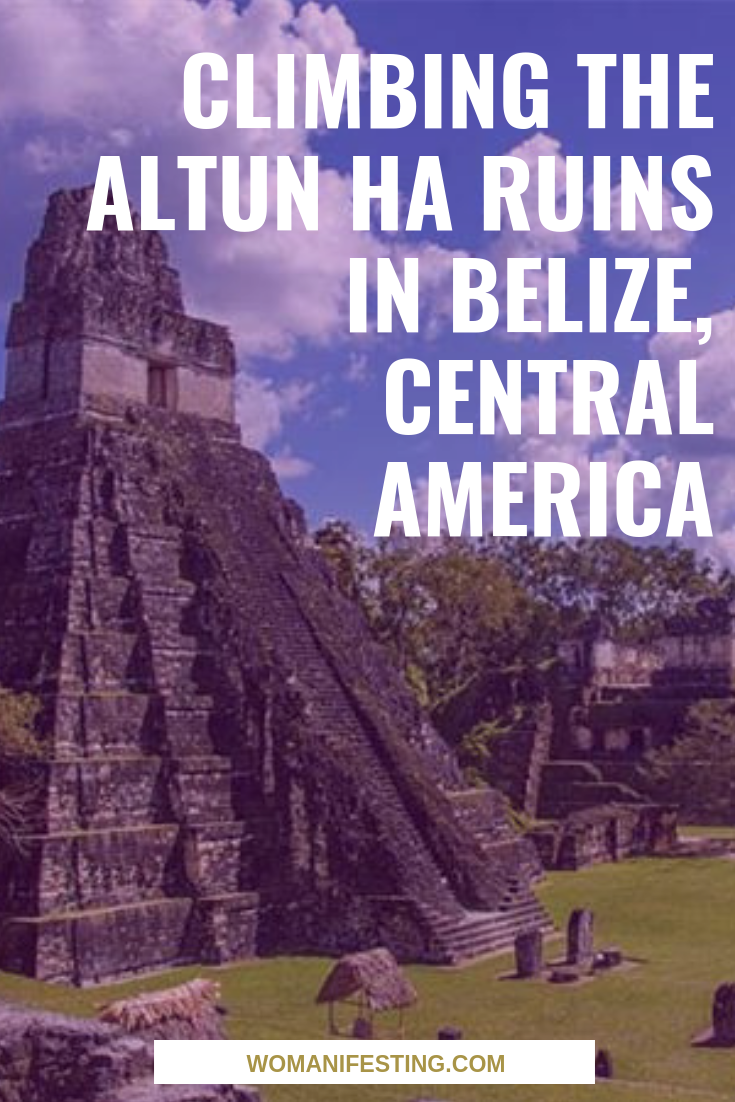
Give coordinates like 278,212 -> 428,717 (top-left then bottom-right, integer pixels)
0,897 -> 197,985
421,896 -> 554,965
42,754 -> 260,831
6,821 -> 265,918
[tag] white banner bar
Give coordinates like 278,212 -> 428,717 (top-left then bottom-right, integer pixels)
155,1039 -> 596,1085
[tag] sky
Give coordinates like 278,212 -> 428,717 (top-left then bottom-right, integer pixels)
0,0 -> 733,557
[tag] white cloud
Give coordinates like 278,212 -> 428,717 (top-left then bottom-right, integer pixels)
0,0 -> 712,497
648,308 -> 735,563
496,371 -> 636,535
499,132 -> 584,258
235,373 -> 314,452
650,305 -> 735,439
0,0 -> 381,364
602,181 -> 694,254
271,448 -> 314,480
21,128 -> 135,174
485,133 -> 584,338
345,352 -> 370,385
21,136 -> 83,174
2,13 -> 587,361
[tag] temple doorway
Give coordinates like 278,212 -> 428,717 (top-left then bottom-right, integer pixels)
148,362 -> 178,410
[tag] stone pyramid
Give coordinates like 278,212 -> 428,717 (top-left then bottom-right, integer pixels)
0,188 -> 549,984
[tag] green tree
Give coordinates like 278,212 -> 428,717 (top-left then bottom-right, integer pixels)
0,689 -> 42,857
313,519 -> 367,605
315,523 -> 735,793
483,536 -> 734,640
367,536 -> 544,710
457,715 -> 520,786
643,699 -> 735,824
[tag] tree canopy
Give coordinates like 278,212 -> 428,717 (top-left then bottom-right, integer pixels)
644,700 -> 735,824
314,526 -> 734,790
315,526 -> 733,698
0,689 -> 42,859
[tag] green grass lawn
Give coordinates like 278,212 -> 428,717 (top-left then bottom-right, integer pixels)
680,824 -> 735,840
2,857 -> 735,1102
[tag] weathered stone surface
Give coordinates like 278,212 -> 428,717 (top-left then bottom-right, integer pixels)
0,999 -> 261,1102
118,1090 -> 261,1102
567,909 -> 594,969
712,983 -> 735,1045
514,928 -> 543,978
4,187 -> 235,423
692,982 -> 735,1048
0,190 -> 550,984
548,966 -> 579,984
538,611 -> 731,831
594,947 -> 622,970
529,803 -> 678,871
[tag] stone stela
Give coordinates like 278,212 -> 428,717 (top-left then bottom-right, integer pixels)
567,909 -> 595,969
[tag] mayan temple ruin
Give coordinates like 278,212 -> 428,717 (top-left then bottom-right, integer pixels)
0,187 -> 549,985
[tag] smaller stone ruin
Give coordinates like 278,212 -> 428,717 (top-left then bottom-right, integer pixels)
530,803 -> 678,870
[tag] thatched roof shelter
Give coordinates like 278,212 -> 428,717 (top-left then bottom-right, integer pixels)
316,949 -> 417,1037
97,978 -> 225,1041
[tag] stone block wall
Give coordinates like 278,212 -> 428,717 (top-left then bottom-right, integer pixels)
529,803 -> 678,870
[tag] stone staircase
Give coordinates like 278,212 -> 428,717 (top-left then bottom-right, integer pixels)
538,760 -> 645,819
175,429 -> 505,907
420,881 -> 553,965
158,417 -> 554,956
250,577 -> 463,914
